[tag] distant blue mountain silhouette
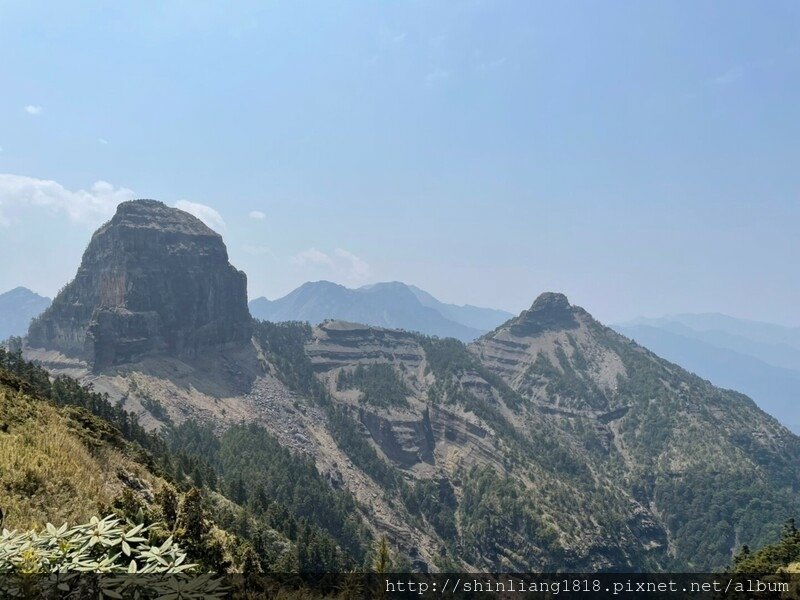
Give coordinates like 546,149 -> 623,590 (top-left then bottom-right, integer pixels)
0,287 -> 51,340
249,281 -> 513,342
614,314 -> 800,433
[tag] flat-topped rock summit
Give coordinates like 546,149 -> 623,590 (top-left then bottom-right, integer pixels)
28,200 -> 251,369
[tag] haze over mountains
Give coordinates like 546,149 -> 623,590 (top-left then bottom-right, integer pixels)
8,199 -> 800,572
2,274 -> 798,435
0,286 -> 51,340
3,280 -> 799,435
249,281 -> 513,342
614,314 -> 800,433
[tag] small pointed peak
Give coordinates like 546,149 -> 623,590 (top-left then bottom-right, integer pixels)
530,292 -> 571,312
503,291 -> 578,337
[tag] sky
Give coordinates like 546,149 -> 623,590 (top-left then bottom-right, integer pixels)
1,1 -> 799,325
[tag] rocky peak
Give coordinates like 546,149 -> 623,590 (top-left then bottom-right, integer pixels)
531,291 -> 571,311
508,291 -> 579,337
28,199 -> 251,369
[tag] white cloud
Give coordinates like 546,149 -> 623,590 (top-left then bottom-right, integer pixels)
248,210 -> 266,220
24,105 -> 42,115
293,247 -> 334,267
98,138 -> 109,145
0,173 -> 134,228
425,68 -> 450,84
292,247 -> 371,283
477,56 -> 507,72
241,244 -> 275,258
710,66 -> 744,86
174,200 -> 226,232
0,146 -> 4,153
334,248 -> 371,282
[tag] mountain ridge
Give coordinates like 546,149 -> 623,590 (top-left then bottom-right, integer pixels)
613,314 -> 800,433
0,286 -> 51,341
249,280 -> 512,342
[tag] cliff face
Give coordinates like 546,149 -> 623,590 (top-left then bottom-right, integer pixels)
28,200 -> 251,369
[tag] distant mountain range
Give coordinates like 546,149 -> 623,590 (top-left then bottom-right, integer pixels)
0,287 -> 51,340
249,281 -> 514,342
4,276 -> 798,435
614,314 -> 800,433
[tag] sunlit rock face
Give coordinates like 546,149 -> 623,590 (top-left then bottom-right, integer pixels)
28,200 -> 251,369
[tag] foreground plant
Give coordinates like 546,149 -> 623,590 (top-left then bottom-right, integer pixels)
0,515 -> 193,574
0,515 -> 227,599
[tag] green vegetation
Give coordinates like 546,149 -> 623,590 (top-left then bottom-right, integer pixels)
0,516 -> 193,574
326,406 -> 403,491
733,519 -> 800,573
169,420 -> 370,570
252,320 -> 327,402
523,344 -> 608,410
420,336 -> 523,410
405,479 -> 457,541
459,466 -> 558,570
337,363 -> 411,407
251,319 -> 406,498
595,322 -> 800,569
9,309 -> 799,574
0,348 -> 373,573
0,347 -> 168,470
0,352 -> 265,574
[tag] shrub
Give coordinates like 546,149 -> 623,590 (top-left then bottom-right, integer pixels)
0,515 -> 192,574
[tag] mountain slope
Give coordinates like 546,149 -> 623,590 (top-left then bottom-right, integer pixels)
614,323 -> 800,433
0,369 -> 164,530
249,281 -> 492,342
0,347 -> 372,573
0,287 -> 50,340
471,293 -> 800,568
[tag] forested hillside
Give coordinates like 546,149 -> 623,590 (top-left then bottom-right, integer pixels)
0,348 -> 398,574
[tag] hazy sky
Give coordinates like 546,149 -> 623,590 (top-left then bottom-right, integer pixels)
1,1 -> 799,325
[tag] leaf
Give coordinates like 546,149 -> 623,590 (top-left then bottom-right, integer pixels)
127,559 -> 137,574
121,540 -> 131,556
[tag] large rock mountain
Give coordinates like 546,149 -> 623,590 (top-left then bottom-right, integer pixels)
27,200 -> 251,369
249,280 -> 512,342
0,286 -> 51,340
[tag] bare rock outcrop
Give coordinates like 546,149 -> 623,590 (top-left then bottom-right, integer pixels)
28,200 -> 251,369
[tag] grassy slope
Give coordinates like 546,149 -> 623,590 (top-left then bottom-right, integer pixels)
0,378 -> 165,530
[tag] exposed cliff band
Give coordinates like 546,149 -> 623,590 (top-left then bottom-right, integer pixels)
28,200 -> 251,369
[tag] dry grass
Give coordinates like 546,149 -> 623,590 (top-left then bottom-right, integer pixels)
0,387 -> 159,530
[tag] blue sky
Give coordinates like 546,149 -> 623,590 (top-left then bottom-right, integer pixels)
1,1 -> 799,324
